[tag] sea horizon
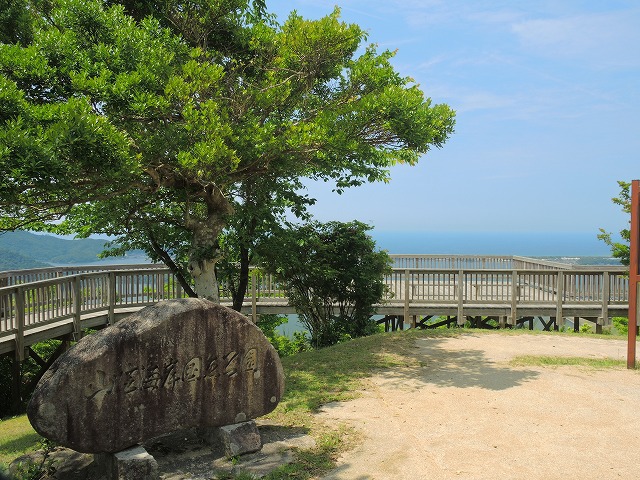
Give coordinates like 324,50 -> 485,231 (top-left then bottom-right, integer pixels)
370,230 -> 614,257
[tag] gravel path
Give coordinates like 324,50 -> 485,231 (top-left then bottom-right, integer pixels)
318,333 -> 640,480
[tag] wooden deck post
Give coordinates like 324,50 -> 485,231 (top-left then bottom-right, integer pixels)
15,287 -> 25,362
108,272 -> 116,325
510,270 -> 518,326
556,271 -> 564,329
457,270 -> 464,326
601,271 -> 610,328
628,180 -> 640,368
73,276 -> 82,341
404,269 -> 411,322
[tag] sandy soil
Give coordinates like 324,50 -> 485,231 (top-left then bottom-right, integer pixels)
12,334 -> 640,479
318,333 -> 640,480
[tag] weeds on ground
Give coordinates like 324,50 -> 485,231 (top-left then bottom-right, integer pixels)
4,437 -> 57,480
510,355 -> 632,369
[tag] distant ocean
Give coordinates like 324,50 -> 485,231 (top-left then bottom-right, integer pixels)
370,231 -> 613,257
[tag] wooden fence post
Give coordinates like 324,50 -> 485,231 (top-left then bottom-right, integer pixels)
457,270 -> 464,326
73,276 -> 82,341
556,271 -> 564,329
108,272 -> 116,325
404,269 -> 410,323
15,287 -> 25,362
601,271 -> 610,328
510,270 -> 518,326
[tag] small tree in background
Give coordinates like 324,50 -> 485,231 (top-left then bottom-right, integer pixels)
598,181 -> 631,266
261,221 -> 391,348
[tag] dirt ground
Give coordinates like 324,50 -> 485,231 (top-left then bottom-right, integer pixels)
318,333 -> 640,480
12,333 -> 640,479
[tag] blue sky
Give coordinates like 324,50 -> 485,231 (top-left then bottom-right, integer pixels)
268,1 -> 639,238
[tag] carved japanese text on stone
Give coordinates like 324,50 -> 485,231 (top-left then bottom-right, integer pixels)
27,299 -> 285,453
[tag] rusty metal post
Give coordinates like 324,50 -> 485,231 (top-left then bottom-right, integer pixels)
628,180 -> 640,369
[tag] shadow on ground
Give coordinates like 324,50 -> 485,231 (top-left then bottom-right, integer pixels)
373,335 -> 540,391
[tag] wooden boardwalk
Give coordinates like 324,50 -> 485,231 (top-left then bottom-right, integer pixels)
0,255 -> 629,360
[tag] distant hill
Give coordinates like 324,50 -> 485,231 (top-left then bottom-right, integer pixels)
0,248 -> 49,270
0,231 -> 148,271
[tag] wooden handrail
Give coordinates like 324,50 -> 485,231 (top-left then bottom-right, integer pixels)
0,258 -> 630,358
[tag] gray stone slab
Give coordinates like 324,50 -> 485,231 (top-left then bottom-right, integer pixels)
219,420 -> 262,457
27,299 -> 285,453
96,445 -> 159,480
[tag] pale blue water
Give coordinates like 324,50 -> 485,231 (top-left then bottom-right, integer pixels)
370,230 -> 611,256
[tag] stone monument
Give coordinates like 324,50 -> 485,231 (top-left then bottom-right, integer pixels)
27,298 -> 285,455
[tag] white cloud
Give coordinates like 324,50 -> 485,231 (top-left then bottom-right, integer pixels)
448,90 -> 518,113
511,10 -> 640,68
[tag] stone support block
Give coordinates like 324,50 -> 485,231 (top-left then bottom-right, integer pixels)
95,445 -> 159,480
219,420 -> 262,457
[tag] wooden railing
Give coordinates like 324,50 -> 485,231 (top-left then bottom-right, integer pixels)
0,256 -> 628,358
0,263 -> 167,287
384,267 -> 628,311
391,255 -> 514,269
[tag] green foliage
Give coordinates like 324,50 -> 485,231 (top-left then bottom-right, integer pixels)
215,176 -> 316,309
0,0 -> 44,46
261,221 -> 392,348
580,323 -> 593,334
0,339 -> 61,417
256,314 -> 309,357
598,181 -> 631,266
0,0 -> 454,298
6,436 -> 57,480
613,317 -> 628,335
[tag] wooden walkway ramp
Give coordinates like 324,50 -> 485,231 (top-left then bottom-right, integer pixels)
0,255 -> 629,359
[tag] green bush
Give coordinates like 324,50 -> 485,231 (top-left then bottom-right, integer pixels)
261,221 -> 391,348
613,317 -> 628,335
580,323 -> 593,334
0,340 -> 62,417
256,315 -> 309,357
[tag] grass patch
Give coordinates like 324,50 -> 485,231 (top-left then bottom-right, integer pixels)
0,415 -> 40,470
276,328 -> 448,413
510,355 -> 630,369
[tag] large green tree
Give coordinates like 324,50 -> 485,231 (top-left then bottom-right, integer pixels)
0,0 -> 455,300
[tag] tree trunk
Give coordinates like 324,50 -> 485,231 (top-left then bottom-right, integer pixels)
188,223 -> 223,303
189,258 -> 220,303
232,245 -> 251,311
148,232 -> 197,297
186,187 -> 232,303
